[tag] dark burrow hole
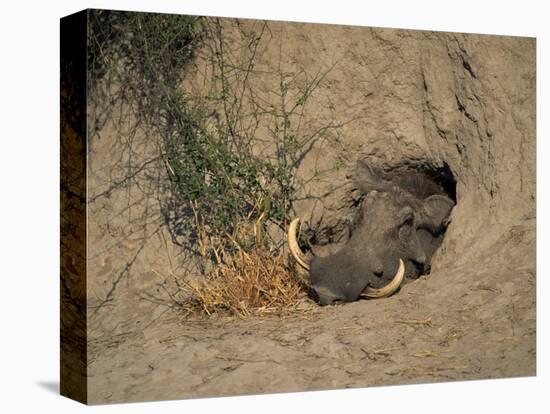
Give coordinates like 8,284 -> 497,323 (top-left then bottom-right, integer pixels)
427,162 -> 457,203
387,161 -> 457,204
386,162 -> 457,275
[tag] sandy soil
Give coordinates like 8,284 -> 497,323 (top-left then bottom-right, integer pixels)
76,17 -> 536,404
85,219 -> 534,404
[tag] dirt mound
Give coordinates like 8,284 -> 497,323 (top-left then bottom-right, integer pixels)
83,17 -> 535,404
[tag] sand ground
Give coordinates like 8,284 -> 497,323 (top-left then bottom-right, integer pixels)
72,17 -> 536,404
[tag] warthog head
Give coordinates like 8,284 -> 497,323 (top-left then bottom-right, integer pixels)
288,160 -> 455,305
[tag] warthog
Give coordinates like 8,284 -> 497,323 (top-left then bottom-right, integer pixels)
288,160 -> 455,305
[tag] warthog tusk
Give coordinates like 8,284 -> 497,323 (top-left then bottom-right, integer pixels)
287,218 -> 310,271
360,258 -> 405,299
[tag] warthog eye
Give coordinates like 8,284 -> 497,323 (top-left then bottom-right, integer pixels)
402,213 -> 414,226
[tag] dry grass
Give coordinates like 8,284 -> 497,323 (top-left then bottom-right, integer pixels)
393,316 -> 433,327
160,205 -> 311,318
180,245 -> 309,318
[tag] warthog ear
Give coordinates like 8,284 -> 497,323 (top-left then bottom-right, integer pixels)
355,160 -> 393,194
419,195 -> 455,233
